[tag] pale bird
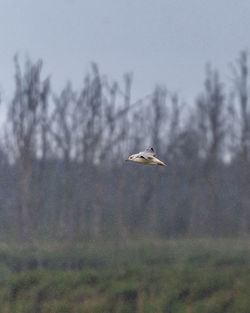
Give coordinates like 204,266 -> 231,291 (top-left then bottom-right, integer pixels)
125,147 -> 166,166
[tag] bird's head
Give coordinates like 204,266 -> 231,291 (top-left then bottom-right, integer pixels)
125,154 -> 136,162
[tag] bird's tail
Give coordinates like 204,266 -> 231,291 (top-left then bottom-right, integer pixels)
157,160 -> 166,166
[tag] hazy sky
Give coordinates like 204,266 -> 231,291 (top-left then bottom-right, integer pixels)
1,0 -> 250,105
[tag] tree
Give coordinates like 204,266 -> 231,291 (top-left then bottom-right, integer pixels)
6,56 -> 50,241
231,51 -> 250,235
195,66 -> 226,235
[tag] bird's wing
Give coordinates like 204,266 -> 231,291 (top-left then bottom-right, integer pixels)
137,148 -> 155,160
136,153 -> 147,159
144,147 -> 156,157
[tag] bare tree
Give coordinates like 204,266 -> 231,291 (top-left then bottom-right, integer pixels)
6,56 -> 50,241
195,66 -> 226,235
1,53 -> 249,242
231,51 -> 250,235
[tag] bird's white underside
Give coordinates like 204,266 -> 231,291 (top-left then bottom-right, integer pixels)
133,158 -> 155,164
130,156 -> 165,166
126,148 -> 166,166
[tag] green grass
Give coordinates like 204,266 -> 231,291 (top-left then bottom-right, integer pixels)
0,239 -> 250,313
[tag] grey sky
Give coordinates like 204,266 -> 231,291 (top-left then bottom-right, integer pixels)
1,0 -> 250,105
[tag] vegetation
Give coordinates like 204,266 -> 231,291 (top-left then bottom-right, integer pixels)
0,239 -> 250,312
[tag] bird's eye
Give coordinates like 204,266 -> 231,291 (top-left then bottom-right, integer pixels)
140,155 -> 145,159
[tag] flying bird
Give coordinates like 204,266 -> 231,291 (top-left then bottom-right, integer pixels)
125,147 -> 166,166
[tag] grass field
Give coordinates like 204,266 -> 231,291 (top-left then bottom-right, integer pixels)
0,239 -> 250,313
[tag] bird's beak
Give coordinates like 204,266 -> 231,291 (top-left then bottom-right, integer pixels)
125,159 -> 129,162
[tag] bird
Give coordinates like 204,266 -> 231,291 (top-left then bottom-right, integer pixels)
125,147 -> 166,166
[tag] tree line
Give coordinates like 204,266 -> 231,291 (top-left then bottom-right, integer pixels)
0,52 -> 249,242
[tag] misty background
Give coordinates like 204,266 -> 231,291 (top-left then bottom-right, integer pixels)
0,1 -> 250,242
1,0 -> 250,101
